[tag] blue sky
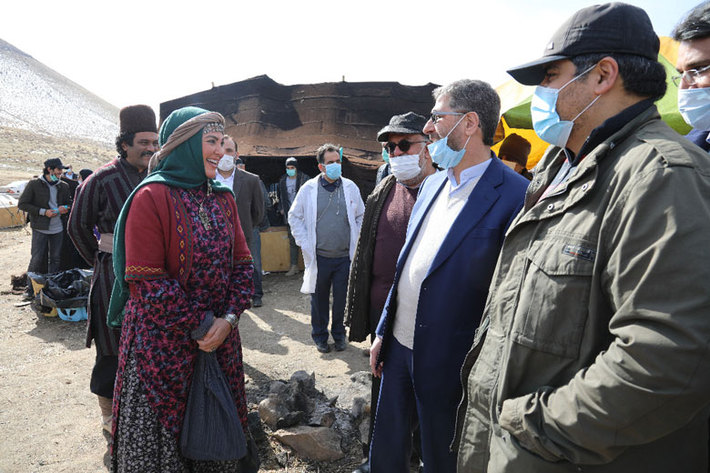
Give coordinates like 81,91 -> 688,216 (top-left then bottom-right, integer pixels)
0,0 -> 701,113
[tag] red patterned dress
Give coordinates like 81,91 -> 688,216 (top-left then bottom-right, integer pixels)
112,183 -> 253,472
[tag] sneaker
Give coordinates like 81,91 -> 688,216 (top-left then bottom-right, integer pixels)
334,339 -> 346,351
315,342 -> 331,353
285,265 -> 298,277
252,297 -> 263,307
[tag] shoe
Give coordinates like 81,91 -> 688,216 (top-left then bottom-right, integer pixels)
334,339 -> 346,351
252,297 -> 263,307
285,264 -> 299,276
315,342 -> 331,353
353,460 -> 370,473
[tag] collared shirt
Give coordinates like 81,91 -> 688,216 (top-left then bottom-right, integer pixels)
319,175 -> 341,192
446,154 -> 492,195
215,169 -> 235,190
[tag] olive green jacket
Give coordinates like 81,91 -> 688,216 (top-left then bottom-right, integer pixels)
454,106 -> 710,472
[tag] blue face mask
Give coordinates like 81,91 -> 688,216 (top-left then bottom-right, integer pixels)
531,63 -> 599,148
286,168 -> 296,177
49,174 -> 59,182
324,162 -> 342,180
427,114 -> 471,169
678,87 -> 710,130
381,147 -> 390,164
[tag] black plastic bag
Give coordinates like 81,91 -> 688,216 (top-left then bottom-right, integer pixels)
180,350 -> 247,461
29,269 -> 92,309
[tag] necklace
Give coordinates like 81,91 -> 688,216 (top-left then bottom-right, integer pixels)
185,182 -> 213,230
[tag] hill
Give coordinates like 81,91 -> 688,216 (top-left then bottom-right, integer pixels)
0,39 -> 118,182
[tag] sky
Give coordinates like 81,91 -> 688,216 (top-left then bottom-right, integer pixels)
0,0 -> 702,115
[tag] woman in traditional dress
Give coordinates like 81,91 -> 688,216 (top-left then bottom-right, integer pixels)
108,106 -> 254,472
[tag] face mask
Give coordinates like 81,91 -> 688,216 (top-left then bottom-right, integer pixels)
65,172 -> 74,179
390,153 -> 421,181
286,168 -> 296,177
427,114 -> 471,169
217,155 -> 235,172
678,87 -> 710,130
324,162 -> 342,180
49,174 -> 59,182
382,147 -> 390,164
531,63 -> 599,148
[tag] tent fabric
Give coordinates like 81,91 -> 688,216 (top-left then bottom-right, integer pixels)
0,194 -> 24,228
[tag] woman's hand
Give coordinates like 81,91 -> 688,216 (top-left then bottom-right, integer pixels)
197,318 -> 232,352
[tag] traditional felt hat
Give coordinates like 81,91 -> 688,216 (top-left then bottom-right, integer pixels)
119,104 -> 158,134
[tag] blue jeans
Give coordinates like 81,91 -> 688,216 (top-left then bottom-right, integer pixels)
250,228 -> 263,299
27,230 -> 63,289
310,255 -> 349,345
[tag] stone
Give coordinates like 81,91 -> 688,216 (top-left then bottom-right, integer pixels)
258,395 -> 291,430
273,426 -> 345,461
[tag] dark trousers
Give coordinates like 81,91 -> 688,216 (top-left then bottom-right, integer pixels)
27,230 -> 63,289
370,337 -> 456,473
310,255 -> 349,345
287,224 -> 298,266
250,228 -> 263,299
91,351 -> 119,398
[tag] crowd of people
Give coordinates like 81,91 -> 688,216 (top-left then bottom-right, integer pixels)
14,1 -> 710,472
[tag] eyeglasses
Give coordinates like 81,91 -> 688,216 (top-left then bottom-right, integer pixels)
672,64 -> 710,87
383,139 -> 428,154
430,111 -> 465,124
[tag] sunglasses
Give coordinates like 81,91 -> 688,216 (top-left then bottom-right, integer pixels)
383,139 -> 428,154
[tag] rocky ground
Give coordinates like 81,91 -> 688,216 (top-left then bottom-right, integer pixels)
0,223 -> 373,472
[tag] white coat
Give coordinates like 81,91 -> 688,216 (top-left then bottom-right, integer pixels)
288,175 -> 365,294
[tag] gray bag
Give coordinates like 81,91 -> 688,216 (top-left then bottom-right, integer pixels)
180,313 -> 247,461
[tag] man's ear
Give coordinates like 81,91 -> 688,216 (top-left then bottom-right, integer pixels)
464,112 -> 481,136
593,57 -> 619,95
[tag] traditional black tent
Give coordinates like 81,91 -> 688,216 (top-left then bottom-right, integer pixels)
160,75 -> 438,197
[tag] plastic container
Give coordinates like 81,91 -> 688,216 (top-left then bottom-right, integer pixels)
57,307 -> 88,322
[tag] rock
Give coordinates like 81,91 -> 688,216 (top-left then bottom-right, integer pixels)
289,370 -> 316,394
351,396 -> 368,419
273,426 -> 345,461
258,396 -> 291,430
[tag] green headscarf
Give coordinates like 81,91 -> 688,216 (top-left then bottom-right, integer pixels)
106,106 -> 231,327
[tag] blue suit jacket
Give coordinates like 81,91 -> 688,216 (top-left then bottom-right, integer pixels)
375,156 -> 528,405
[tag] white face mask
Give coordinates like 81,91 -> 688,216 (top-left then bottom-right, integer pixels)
389,153 -> 422,181
218,155 -> 235,172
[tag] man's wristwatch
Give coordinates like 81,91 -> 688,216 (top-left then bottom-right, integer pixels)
221,313 -> 238,329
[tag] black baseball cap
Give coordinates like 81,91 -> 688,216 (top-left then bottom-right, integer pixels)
377,112 -> 428,142
44,158 -> 67,170
507,3 -> 660,85
285,157 -> 298,167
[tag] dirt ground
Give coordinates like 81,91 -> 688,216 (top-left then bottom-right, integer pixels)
0,224 -> 371,472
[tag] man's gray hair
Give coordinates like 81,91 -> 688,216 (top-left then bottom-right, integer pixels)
673,2 -> 710,41
432,79 -> 500,146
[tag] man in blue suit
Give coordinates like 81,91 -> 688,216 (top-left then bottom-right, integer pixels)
368,79 -> 529,472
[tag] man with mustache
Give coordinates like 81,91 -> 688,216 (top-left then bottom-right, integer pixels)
68,104 -> 158,436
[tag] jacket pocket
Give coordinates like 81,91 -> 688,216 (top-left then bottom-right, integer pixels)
511,238 -> 594,358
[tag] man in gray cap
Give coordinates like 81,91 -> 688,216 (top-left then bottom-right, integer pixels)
455,4 -> 710,472
68,104 -> 158,435
278,157 -> 309,276
345,112 -> 435,473
18,157 -> 72,297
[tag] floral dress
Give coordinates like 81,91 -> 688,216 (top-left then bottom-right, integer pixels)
112,184 -> 253,473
